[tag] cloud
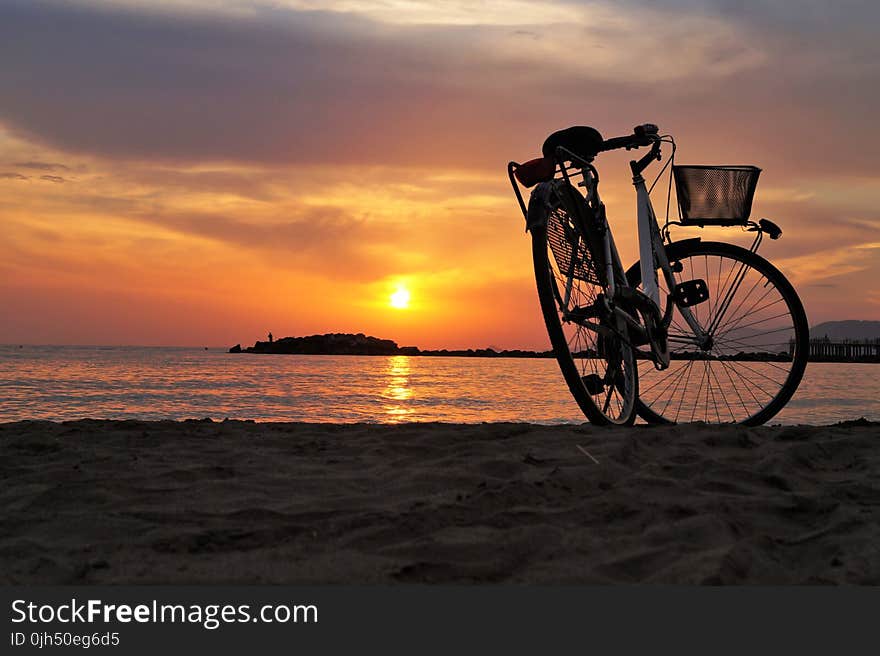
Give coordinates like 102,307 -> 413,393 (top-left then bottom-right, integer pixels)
282,0 -> 585,26
12,161 -> 70,171
775,242 -> 880,284
0,172 -> 28,180
39,174 -> 66,183
0,143 -> 525,286
1,0 -> 875,175
135,208 -> 397,280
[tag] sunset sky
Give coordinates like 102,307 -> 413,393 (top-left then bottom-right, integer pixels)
1,0 -> 878,349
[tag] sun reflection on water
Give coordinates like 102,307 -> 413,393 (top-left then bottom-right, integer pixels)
381,355 -> 414,421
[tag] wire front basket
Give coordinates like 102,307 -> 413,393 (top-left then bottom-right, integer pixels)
673,165 -> 760,226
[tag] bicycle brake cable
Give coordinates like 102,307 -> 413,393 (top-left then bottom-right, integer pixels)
647,136 -> 676,242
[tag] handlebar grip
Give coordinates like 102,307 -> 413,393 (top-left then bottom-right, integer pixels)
600,135 -> 637,152
600,123 -> 659,152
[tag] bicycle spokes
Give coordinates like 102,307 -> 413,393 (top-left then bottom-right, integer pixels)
635,244 -> 807,425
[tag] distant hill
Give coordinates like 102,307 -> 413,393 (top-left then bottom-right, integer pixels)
810,320 -> 880,341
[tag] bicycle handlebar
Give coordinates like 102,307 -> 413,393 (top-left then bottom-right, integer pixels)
600,123 -> 659,152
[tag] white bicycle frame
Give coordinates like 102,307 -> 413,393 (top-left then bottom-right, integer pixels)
632,167 -> 706,345
563,149 -> 707,361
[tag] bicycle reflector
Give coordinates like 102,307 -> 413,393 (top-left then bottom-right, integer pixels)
673,165 -> 760,227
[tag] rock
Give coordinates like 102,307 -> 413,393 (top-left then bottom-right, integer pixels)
229,333 -> 554,358
236,333 -> 401,355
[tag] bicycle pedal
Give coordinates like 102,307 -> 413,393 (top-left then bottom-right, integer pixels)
582,373 -> 605,395
672,279 -> 709,307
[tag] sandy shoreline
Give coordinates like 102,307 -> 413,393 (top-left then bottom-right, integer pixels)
1,419 -> 878,584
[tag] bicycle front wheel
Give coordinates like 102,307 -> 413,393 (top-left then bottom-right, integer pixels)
626,240 -> 808,425
531,204 -> 637,426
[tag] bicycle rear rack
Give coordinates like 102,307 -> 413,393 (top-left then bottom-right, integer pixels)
508,148 -> 598,228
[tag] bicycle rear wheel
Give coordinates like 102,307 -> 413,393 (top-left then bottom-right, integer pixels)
626,240 -> 808,425
531,193 -> 637,426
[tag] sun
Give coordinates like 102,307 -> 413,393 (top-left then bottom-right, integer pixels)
390,288 -> 411,309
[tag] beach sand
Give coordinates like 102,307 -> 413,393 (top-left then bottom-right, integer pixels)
1,419 -> 878,584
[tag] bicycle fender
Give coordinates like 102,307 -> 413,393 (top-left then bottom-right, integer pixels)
668,237 -> 702,252
525,181 -> 557,232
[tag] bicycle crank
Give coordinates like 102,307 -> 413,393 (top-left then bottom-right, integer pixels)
615,286 -> 670,369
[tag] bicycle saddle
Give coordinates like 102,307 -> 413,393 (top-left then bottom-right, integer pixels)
512,125 -> 606,188
542,126 -> 604,161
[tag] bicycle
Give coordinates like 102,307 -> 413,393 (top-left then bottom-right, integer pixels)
508,124 -> 808,426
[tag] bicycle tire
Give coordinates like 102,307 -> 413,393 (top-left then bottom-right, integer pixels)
625,240 -> 808,425
531,208 -> 638,426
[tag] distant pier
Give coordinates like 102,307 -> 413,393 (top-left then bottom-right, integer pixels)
793,337 -> 880,363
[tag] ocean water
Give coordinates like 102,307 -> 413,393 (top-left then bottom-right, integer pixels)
0,345 -> 877,425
